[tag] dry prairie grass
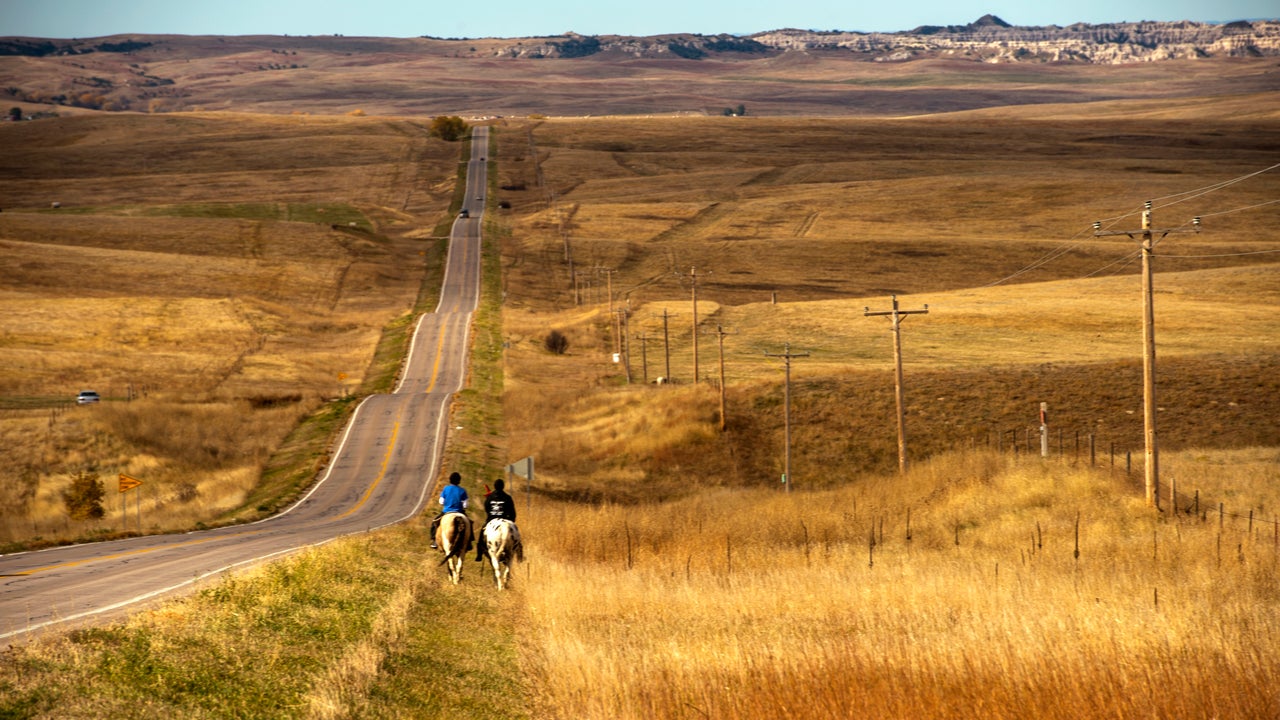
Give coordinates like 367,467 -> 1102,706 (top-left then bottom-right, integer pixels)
5,37 -> 1276,117
500,113 -> 1280,310
516,448 -> 1280,719
0,112 -> 461,546
496,107 -> 1280,489
488,104 -> 1280,717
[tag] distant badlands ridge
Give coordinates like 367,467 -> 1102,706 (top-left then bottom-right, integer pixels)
5,15 -> 1280,64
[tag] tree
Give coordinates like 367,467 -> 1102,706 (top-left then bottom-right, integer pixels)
429,115 -> 468,142
63,471 -> 105,521
8,107 -> 21,121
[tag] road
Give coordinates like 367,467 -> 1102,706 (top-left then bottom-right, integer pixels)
0,126 -> 490,647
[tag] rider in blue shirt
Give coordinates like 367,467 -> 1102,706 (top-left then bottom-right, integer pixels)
430,472 -> 472,549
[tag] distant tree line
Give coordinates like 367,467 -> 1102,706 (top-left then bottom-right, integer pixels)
0,39 -> 153,57
555,36 -> 602,58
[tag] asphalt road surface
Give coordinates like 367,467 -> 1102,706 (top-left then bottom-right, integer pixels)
0,126 -> 490,648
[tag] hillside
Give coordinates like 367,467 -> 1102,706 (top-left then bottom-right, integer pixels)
1,51 -> 1279,718
2,17 -> 1279,117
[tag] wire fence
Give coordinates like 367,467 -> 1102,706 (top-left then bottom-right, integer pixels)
977,425 -> 1280,537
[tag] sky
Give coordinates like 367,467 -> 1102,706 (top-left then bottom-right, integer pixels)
3,1 -> 1275,40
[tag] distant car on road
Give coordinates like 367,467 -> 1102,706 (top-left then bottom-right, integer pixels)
76,390 -> 100,405
459,208 -> 469,218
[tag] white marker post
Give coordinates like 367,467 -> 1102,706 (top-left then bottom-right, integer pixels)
1040,402 -> 1049,459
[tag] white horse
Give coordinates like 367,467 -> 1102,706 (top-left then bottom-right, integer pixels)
483,518 -> 523,590
436,512 -> 472,584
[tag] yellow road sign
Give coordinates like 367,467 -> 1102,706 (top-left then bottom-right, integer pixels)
118,474 -> 142,493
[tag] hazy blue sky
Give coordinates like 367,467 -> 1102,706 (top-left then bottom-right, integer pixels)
3,1 -> 1274,40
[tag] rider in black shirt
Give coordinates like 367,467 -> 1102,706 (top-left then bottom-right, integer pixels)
476,478 -> 516,561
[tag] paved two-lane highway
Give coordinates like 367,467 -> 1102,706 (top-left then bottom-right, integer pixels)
0,127 -> 491,647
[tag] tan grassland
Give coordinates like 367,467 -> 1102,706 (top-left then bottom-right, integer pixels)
0,112 -> 461,544
1,66 -> 1278,718
488,104 -> 1280,717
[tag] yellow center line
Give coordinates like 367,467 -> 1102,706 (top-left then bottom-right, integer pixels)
4,529 -> 267,577
337,415 -> 401,520
426,315 -> 451,393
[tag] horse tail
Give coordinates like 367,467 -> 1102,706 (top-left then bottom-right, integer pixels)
436,514 -> 468,565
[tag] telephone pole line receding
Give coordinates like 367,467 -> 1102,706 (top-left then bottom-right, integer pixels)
1094,202 -> 1201,510
865,295 -> 929,475
764,343 -> 809,492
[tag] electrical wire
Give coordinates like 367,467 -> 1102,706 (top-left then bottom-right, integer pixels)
983,163 -> 1280,287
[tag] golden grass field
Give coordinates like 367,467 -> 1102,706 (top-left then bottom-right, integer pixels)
1,59 -> 1279,717
0,112 -> 461,543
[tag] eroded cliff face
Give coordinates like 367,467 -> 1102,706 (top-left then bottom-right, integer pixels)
751,19 -> 1280,63
490,18 -> 1280,64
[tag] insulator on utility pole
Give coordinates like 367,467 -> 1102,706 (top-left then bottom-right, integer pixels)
703,324 -> 737,431
764,343 -> 809,492
865,295 -> 929,475
1093,201 -> 1202,510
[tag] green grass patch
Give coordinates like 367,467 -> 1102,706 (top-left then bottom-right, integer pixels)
365,571 -> 530,719
39,202 -> 373,230
0,527 -> 436,719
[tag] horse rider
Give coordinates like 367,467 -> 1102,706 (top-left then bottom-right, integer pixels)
430,471 -> 472,550
476,478 -> 517,562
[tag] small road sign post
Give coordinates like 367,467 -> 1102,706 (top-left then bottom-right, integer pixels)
119,474 -> 143,533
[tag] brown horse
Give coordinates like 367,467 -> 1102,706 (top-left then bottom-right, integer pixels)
483,518 -> 523,590
436,512 -> 472,584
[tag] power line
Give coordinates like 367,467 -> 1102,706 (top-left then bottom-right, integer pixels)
1162,248 -> 1280,260
1196,197 -> 1280,218
985,165 -> 1280,288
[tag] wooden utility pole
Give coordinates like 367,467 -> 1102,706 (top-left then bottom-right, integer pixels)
636,331 -> 648,384
612,308 -> 631,383
595,266 -> 617,326
764,343 -> 809,492
865,295 -> 929,475
573,270 -> 593,306
1094,203 -> 1200,509
660,308 -> 676,382
677,267 -> 710,383
707,325 -> 737,431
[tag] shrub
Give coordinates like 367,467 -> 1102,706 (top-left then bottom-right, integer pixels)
63,471 -> 105,521
545,330 -> 569,355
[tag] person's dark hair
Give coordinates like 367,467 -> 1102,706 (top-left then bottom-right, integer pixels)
449,472 -> 461,485
494,478 -> 505,491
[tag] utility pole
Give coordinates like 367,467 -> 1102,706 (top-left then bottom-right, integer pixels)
677,267 -> 710,383
865,295 -> 929,475
612,307 -> 632,383
660,308 -> 677,382
1094,202 -> 1200,509
595,266 -> 617,327
636,331 -> 648,384
706,324 -> 737,431
764,343 -> 809,492
573,270 -> 593,306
